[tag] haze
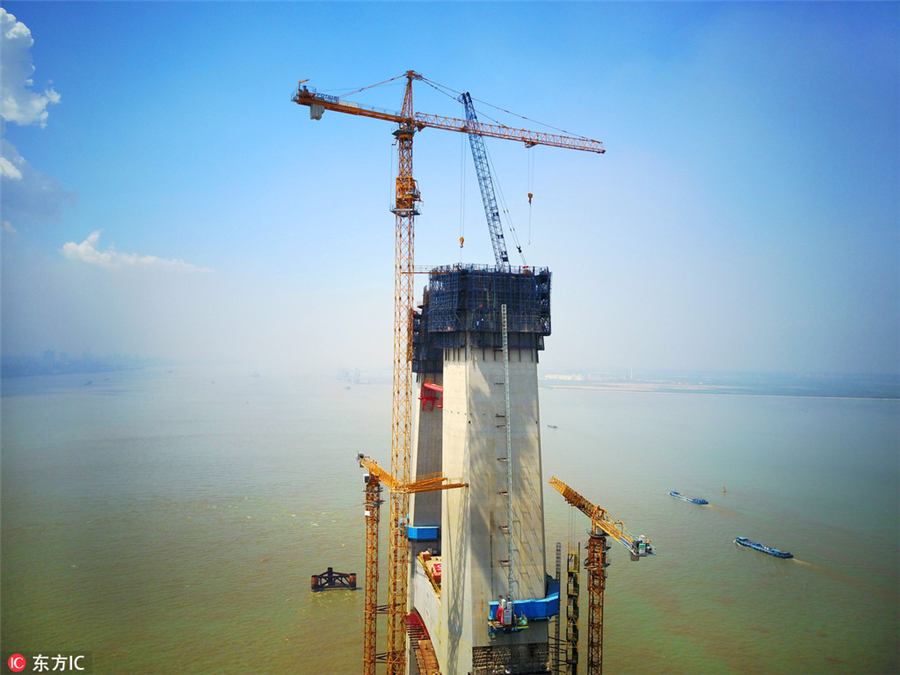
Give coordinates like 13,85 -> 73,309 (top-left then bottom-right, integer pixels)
2,3 -> 897,377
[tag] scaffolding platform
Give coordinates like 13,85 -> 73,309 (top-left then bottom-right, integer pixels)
414,264 -> 552,373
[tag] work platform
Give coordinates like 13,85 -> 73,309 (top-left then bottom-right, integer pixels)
413,264 -> 552,374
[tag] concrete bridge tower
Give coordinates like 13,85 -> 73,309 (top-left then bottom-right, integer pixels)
409,265 -> 557,675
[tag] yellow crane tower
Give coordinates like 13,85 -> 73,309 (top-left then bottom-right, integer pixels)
356,455 -> 466,675
549,476 -> 654,675
293,71 -> 604,675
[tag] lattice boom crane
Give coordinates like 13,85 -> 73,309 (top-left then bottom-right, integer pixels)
459,91 -> 512,267
293,71 -> 604,675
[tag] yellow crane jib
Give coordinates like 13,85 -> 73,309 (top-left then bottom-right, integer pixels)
292,75 -> 605,154
549,476 -> 653,560
357,454 -> 467,494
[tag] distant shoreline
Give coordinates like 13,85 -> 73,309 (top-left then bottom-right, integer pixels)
540,381 -> 900,401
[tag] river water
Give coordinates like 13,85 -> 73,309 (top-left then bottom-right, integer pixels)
2,366 -> 897,674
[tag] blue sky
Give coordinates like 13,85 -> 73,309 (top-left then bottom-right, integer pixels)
2,2 -> 897,375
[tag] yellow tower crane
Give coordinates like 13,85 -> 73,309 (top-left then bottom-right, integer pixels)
356,455 -> 466,675
293,71 -> 604,675
549,476 -> 654,675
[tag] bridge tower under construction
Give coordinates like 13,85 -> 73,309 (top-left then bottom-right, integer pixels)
408,264 -> 558,675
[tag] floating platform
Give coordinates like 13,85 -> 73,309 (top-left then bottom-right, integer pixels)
670,490 -> 708,505
310,567 -> 357,591
734,537 -> 793,559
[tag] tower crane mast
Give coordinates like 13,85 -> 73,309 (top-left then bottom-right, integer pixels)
357,455 -> 466,674
549,477 -> 653,675
292,72 -> 604,675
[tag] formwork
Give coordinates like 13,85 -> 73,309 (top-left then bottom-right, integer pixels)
413,265 -> 551,374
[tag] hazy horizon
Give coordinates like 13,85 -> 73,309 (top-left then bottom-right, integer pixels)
2,3 -> 897,376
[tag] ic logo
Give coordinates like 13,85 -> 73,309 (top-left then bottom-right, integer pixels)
7,654 -> 26,672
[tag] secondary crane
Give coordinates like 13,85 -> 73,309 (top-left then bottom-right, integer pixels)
358,454 -> 466,495
549,476 -> 653,675
293,71 -> 603,675
357,455 -> 466,675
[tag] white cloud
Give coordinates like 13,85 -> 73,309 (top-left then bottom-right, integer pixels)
1,138 -> 76,226
62,230 -> 214,273
0,9 -> 72,231
0,8 -> 60,128
0,153 -> 22,179
2,220 -> 16,234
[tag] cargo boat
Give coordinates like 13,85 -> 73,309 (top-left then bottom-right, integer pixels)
734,536 -> 793,558
669,490 -> 708,505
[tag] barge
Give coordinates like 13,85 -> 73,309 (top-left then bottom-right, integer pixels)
669,490 -> 708,505
734,537 -> 793,559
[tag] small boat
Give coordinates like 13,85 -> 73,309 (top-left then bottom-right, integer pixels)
734,537 -> 793,559
669,490 -> 708,505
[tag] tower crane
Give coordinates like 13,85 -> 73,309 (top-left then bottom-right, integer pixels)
356,455 -> 466,675
293,71 -> 604,675
549,476 -> 653,675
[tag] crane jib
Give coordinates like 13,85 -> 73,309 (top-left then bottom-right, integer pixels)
293,87 -> 604,154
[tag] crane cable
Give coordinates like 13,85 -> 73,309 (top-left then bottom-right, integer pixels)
442,81 -> 528,266
459,133 -> 466,260
418,75 -> 593,141
321,73 -> 592,142
483,138 -> 527,266
328,73 -> 552,262
327,73 -> 409,100
527,148 -> 535,245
